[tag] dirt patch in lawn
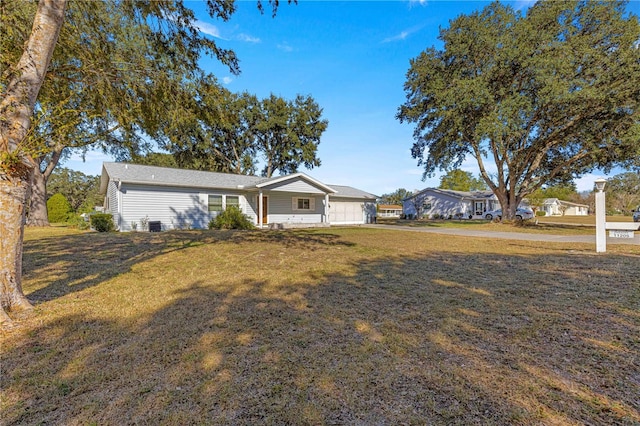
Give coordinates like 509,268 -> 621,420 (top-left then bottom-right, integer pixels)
2,227 -> 639,425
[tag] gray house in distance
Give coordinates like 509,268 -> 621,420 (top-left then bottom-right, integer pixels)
403,188 -> 499,219
100,162 -> 377,231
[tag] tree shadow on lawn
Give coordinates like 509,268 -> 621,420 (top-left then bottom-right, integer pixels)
22,229 -> 354,304
4,234 -> 639,425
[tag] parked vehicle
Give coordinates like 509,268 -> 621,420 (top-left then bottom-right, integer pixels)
633,207 -> 640,222
485,208 -> 534,220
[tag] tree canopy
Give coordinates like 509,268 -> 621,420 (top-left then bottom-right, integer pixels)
47,167 -> 101,213
379,188 -> 413,205
397,0 -> 640,219
254,94 -> 328,177
438,170 -> 487,192
603,172 -> 640,214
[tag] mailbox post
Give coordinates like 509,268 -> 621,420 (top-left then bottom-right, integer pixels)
595,178 -> 606,253
595,178 -> 640,253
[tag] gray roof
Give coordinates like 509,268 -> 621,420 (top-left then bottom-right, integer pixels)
327,184 -> 378,200
101,162 -> 267,192
100,162 -> 376,199
405,187 -> 495,201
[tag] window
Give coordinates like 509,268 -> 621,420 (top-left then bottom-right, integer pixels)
423,202 -> 432,210
298,198 -> 310,210
227,196 -> 240,209
208,195 -> 223,212
293,197 -> 315,211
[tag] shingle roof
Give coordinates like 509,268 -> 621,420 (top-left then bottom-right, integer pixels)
404,187 -> 495,201
327,184 -> 378,200
101,162 -> 376,200
101,162 -> 268,191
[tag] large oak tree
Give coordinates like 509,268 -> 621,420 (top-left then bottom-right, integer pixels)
398,0 -> 640,220
0,0 -> 287,326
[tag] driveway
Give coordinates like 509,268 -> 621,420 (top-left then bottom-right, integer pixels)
364,224 -> 640,246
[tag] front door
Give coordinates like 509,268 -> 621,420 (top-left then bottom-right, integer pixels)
474,201 -> 484,216
258,195 -> 268,224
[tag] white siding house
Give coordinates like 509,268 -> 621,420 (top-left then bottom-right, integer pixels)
403,188 -> 500,219
542,198 -> 589,216
100,163 -> 377,231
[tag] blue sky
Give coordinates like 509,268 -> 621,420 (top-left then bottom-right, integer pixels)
66,0 -> 637,195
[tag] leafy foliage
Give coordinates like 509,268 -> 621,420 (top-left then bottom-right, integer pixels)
255,94 -> 328,177
379,188 -> 413,205
208,206 -> 254,230
90,213 -> 115,232
398,0 -> 640,219
439,170 -> 487,191
161,85 -> 260,175
46,193 -> 72,223
47,168 -> 100,213
603,172 -> 640,214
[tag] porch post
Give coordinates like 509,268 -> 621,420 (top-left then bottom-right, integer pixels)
258,190 -> 263,229
324,193 -> 330,224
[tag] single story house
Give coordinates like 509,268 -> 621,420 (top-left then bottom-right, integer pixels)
542,198 -> 589,216
403,188 -> 500,219
99,162 -> 377,231
377,204 -> 403,218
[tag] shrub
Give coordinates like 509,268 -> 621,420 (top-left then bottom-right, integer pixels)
67,214 -> 91,230
209,206 -> 254,230
91,213 -> 115,232
47,193 -> 72,223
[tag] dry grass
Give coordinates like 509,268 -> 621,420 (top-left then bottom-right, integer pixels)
2,227 -> 639,425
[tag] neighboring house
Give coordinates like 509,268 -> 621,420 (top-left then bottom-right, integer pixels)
403,188 -> 500,219
377,204 -> 403,218
100,162 -> 377,231
542,198 -> 589,216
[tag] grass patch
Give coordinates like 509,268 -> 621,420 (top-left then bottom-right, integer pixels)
377,215 -> 637,235
2,227 -> 639,424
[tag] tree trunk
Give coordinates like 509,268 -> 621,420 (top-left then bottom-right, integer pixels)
27,166 -> 50,226
26,148 -> 63,227
0,0 -> 67,327
0,178 -> 33,325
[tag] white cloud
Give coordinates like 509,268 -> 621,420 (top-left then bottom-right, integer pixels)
237,33 -> 261,43
196,20 -> 225,39
513,0 -> 537,12
222,76 -> 233,85
408,0 -> 428,7
277,43 -> 294,52
382,30 -> 410,43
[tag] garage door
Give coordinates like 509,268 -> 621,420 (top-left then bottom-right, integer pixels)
330,201 -> 363,224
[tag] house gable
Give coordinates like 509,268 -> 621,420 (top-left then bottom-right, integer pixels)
256,173 -> 335,195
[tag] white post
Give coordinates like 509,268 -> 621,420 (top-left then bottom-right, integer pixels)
595,178 -> 606,253
324,193 -> 330,224
258,191 -> 263,229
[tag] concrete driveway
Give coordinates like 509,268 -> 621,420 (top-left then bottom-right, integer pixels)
364,224 -> 640,246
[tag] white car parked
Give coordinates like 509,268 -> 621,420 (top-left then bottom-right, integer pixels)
485,208 -> 534,220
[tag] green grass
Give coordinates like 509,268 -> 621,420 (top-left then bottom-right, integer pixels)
2,227 -> 639,425
377,214 -> 636,235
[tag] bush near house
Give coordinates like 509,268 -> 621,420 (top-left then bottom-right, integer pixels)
90,213 -> 115,232
46,193 -> 73,223
208,206 -> 254,230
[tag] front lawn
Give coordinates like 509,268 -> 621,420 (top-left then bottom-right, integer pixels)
2,227 -> 639,424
